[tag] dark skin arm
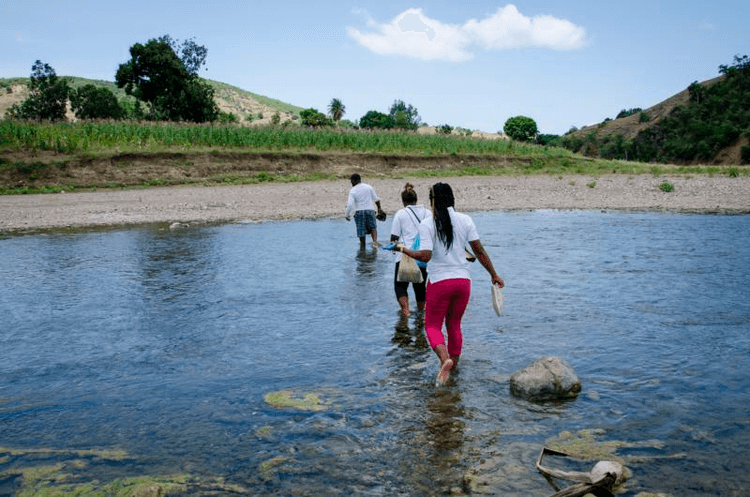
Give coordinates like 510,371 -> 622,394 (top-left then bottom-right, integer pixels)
469,239 -> 504,287
401,240 -> 504,287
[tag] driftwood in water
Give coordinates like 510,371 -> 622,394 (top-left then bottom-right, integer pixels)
536,447 -> 624,497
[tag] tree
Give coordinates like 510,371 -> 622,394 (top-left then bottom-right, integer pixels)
436,124 -> 453,135
70,84 -> 123,119
8,60 -> 71,121
503,116 -> 538,142
388,99 -> 420,130
157,35 -> 209,76
300,108 -> 332,127
115,37 -> 218,122
328,98 -> 346,122
359,110 -> 392,130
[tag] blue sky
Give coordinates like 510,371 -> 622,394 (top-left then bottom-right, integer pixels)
2,1 -> 748,134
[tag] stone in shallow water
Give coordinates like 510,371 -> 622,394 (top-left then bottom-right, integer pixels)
509,356 -> 581,401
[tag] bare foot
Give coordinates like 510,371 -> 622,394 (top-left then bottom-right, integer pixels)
436,359 -> 454,386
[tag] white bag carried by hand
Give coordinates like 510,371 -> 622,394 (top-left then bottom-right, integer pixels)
492,283 -> 504,316
397,245 -> 424,283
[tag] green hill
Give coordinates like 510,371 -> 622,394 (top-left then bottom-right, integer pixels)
0,76 -> 306,126
560,55 -> 750,166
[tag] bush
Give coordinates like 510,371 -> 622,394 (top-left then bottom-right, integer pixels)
70,84 -> 124,119
218,111 -> 237,123
436,124 -> 453,135
536,134 -> 559,146
299,108 -> 332,127
741,145 -> 750,165
359,110 -> 392,130
616,108 -> 642,119
503,116 -> 538,142
659,180 -> 675,192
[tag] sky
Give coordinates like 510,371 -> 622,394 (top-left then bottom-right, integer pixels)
2,1 -> 748,135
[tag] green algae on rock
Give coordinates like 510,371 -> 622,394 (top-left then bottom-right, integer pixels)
264,389 -> 332,411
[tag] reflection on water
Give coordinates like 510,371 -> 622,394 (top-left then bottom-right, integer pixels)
1,212 -> 750,496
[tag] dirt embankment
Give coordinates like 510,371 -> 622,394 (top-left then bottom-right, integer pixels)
0,150 -> 529,191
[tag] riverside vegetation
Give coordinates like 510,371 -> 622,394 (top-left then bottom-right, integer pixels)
1,120 -> 746,195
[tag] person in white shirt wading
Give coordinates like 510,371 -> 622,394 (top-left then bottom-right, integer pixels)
389,183 -> 430,317
344,174 -> 386,249
399,182 -> 504,386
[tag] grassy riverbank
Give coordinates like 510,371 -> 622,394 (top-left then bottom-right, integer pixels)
1,120 -> 745,195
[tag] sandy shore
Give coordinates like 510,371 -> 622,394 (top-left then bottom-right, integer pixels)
1,174 -> 749,233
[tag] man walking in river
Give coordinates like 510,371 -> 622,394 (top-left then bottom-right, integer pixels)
345,174 -> 386,249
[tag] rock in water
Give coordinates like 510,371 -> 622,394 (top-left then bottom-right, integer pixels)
509,356 -> 581,401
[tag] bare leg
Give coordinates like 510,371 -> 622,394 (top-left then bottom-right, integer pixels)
359,236 -> 366,249
371,229 -> 379,247
450,355 -> 460,370
398,295 -> 410,317
434,343 -> 454,385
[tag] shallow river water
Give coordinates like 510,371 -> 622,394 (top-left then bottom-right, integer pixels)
1,210 -> 749,496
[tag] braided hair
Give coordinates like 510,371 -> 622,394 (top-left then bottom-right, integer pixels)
429,182 -> 455,250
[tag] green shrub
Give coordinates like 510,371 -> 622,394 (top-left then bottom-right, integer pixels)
741,145 -> 750,165
616,108 -> 642,119
218,111 -> 237,123
659,180 -> 675,192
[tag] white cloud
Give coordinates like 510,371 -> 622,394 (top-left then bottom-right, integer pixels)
346,5 -> 587,62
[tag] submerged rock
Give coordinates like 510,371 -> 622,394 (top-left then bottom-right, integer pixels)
509,356 -> 581,401
264,389 -> 331,411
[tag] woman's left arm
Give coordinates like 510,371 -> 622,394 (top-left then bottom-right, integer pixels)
469,239 -> 504,288
400,246 -> 432,263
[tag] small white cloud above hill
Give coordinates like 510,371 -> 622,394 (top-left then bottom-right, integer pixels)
346,5 -> 587,62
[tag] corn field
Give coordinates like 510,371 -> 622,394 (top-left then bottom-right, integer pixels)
0,120 -> 569,159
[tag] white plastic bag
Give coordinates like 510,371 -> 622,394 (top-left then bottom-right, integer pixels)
492,283 -> 504,316
397,254 -> 424,283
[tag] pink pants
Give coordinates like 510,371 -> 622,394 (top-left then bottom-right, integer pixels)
424,278 -> 471,357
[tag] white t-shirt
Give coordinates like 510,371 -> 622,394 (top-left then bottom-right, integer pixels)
390,205 -> 430,262
418,207 -> 479,283
345,183 -> 380,218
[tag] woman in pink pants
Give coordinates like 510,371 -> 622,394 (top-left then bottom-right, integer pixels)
399,182 -> 504,385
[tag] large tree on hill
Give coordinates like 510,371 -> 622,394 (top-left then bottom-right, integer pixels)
157,35 -> 208,76
7,60 -> 71,121
115,37 -> 218,122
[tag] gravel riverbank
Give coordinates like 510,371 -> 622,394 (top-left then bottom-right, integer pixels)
2,174 -> 749,233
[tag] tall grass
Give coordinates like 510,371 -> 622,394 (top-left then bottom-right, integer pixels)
0,120 -> 569,158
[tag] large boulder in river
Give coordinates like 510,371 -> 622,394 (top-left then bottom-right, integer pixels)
509,356 -> 581,401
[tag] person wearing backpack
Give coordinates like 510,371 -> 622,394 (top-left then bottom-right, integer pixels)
389,183 -> 431,317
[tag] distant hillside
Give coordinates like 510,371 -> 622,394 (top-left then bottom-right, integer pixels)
0,77 -> 306,126
563,67 -> 749,166
571,76 -> 725,142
